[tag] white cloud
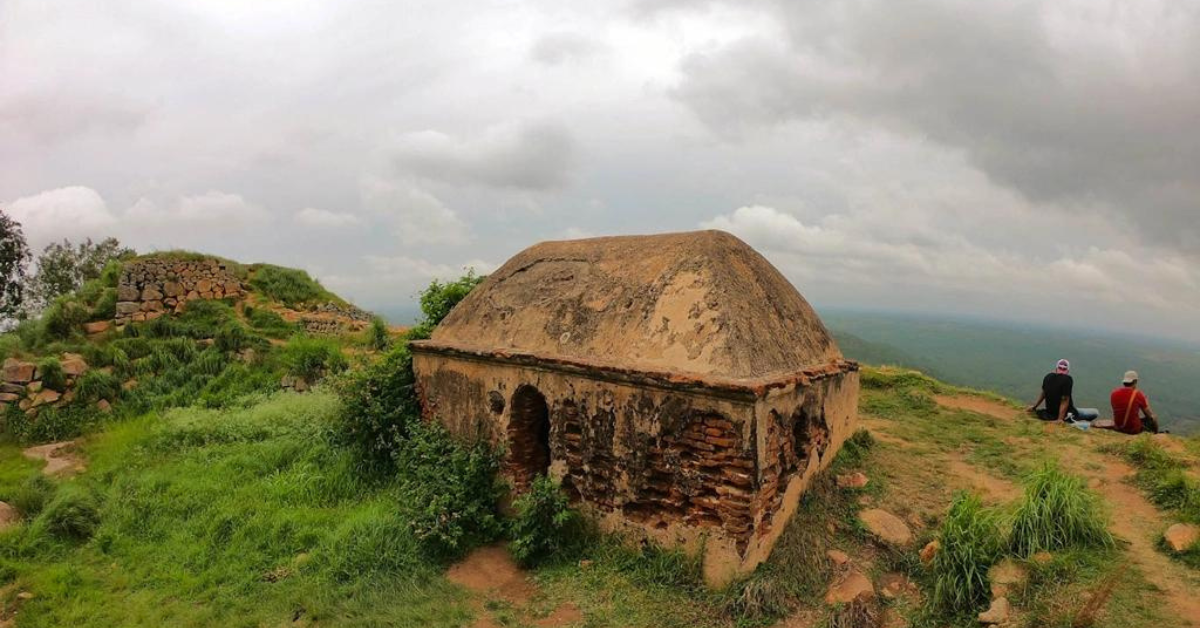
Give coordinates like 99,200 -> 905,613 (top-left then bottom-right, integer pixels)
359,176 -> 469,246
392,122 -> 576,191
126,191 -> 268,226
3,186 -> 118,250
296,207 -> 360,227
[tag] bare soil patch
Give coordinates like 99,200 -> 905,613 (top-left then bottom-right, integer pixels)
448,545 -> 581,628
945,457 -> 1020,504
934,394 -> 1018,421
22,440 -> 86,477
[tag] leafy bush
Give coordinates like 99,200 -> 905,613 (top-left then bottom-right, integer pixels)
509,476 -> 582,567
280,335 -> 347,380
90,287 -> 118,321
931,493 -> 1004,615
42,298 -> 90,341
214,321 -> 251,353
396,423 -> 504,560
75,369 -> 122,403
35,484 -> 102,542
249,265 -> 334,308
37,357 -> 67,392
9,474 -> 57,519
408,270 -> 486,339
333,343 -> 423,474
1010,463 -> 1113,557
366,316 -> 391,352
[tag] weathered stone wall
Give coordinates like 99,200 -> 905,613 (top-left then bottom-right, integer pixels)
411,347 -> 860,586
0,354 -> 112,418
115,258 -> 245,326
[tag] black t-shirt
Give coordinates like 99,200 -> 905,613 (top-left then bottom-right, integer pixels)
1042,372 -> 1077,418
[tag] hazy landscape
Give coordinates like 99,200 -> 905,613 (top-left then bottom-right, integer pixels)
826,311 -> 1200,435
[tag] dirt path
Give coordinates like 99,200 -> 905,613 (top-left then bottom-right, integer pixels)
22,441 -> 86,477
1059,449 -> 1200,626
934,394 -> 1020,421
447,545 -> 582,628
945,457 -> 1019,504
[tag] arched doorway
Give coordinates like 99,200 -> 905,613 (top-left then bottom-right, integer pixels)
508,385 -> 551,489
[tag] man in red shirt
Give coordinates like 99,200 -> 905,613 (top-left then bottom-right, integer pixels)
1110,370 -> 1159,434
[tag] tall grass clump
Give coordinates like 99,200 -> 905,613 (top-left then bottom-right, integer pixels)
931,492 -> 1004,615
1009,463 -> 1113,557
280,335 -> 348,380
36,356 -> 67,391
34,484 -> 102,542
74,369 -> 122,403
366,316 -> 391,352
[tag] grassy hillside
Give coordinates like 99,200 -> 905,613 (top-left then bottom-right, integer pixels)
826,311 -> 1200,435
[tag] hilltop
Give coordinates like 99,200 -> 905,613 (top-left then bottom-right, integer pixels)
0,262 -> 1197,628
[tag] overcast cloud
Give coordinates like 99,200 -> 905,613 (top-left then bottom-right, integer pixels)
1,0 -> 1197,338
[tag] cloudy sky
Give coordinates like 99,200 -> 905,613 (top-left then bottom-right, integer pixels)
2,0 -> 1198,338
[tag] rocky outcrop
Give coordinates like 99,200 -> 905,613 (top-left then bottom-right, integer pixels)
0,355 -> 110,418
115,257 -> 246,326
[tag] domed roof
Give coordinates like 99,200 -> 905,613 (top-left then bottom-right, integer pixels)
428,230 -> 842,380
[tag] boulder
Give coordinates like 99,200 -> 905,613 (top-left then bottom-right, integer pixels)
83,320 -> 111,335
1,383 -> 24,395
96,399 -> 112,414
116,302 -> 141,316
117,285 -> 140,301
826,549 -> 850,566
0,392 -> 20,403
163,281 -> 182,297
142,300 -> 165,312
141,286 -> 163,301
1164,523 -> 1199,553
978,597 -> 1011,624
26,381 -> 42,394
60,354 -> 88,377
3,359 -> 36,384
31,389 -> 61,408
825,570 -> 874,605
837,472 -> 870,489
196,279 -> 213,293
859,509 -> 913,546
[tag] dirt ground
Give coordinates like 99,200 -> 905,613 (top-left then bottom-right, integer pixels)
448,545 -> 582,628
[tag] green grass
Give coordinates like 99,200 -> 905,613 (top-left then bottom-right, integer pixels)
248,264 -> 340,308
1106,436 -> 1200,524
929,493 -> 1004,616
1009,462 -> 1114,557
0,393 -> 475,627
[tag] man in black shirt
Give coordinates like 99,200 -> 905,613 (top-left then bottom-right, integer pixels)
1027,359 -> 1100,422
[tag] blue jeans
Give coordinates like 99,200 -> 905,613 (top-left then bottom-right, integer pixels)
1071,408 -> 1100,421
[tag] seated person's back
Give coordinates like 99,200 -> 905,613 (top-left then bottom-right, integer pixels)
1111,370 -> 1158,434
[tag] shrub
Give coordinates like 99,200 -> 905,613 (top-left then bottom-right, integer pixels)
41,298 -> 89,341
407,270 -> 486,339
280,336 -> 348,380
249,265 -> 333,308
90,287 -> 117,321
35,484 -> 101,542
36,357 -> 67,392
75,369 -> 122,403
10,474 -> 56,519
214,321 -> 251,353
7,405 -> 102,444
1009,463 -> 1113,557
931,492 -> 1004,615
366,316 -> 391,352
509,476 -> 583,567
397,423 -> 504,560
333,343 -> 423,474
176,299 -> 238,335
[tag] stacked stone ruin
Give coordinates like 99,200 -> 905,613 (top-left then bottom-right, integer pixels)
115,258 -> 245,326
0,354 -> 107,417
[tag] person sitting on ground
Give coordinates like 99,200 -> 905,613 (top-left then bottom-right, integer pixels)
1110,370 -> 1159,434
1027,359 -> 1100,422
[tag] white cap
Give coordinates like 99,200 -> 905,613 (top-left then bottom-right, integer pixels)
1122,370 -> 1139,384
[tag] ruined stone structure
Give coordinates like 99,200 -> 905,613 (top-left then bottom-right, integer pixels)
411,230 -> 860,585
115,258 -> 245,326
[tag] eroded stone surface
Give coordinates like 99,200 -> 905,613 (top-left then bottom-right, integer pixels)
860,509 -> 913,546
1164,523 -> 1199,552
825,570 -> 874,605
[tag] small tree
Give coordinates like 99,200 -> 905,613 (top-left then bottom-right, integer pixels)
0,211 -> 31,320
27,237 -> 134,312
409,269 -> 486,339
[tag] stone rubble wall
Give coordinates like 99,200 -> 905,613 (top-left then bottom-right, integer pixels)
0,355 -> 111,418
115,258 -> 246,326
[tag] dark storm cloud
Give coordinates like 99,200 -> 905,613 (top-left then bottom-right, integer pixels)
672,0 -> 1200,251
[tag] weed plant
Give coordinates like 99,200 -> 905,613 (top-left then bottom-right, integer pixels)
509,475 -> 583,567
1009,463 -> 1113,557
930,492 -> 1004,615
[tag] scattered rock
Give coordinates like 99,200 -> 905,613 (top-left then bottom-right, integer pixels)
578,559 -> 593,570
989,558 -> 1027,597
0,392 -> 20,403
859,509 -> 913,546
2,359 -> 36,384
96,399 -> 113,413
837,472 -> 870,489
60,354 -> 88,377
1164,523 -> 1199,553
0,501 -> 20,531
978,597 -> 1011,624
122,379 -> 139,391
920,539 -> 940,566
877,572 -> 913,600
16,591 -> 33,601
26,380 -> 43,394
1031,551 -> 1053,565
31,389 -> 62,408
826,549 -> 850,566
825,570 -> 875,605
23,441 -> 87,477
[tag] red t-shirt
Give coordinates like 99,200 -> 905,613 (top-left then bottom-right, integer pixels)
1110,388 -> 1148,434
